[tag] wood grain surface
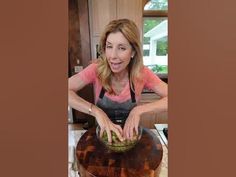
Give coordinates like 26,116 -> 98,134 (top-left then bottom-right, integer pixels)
76,127 -> 163,177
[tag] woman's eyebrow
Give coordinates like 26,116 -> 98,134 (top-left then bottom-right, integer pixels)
106,41 -> 112,45
118,44 -> 129,47
106,41 -> 129,46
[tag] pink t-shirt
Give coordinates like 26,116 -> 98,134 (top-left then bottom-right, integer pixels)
75,63 -> 161,103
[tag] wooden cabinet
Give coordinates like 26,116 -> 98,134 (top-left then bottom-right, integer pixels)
69,0 -> 95,124
88,0 -> 143,59
116,0 -> 143,33
89,0 -> 116,36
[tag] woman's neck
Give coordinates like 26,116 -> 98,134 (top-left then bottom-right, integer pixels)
112,70 -> 129,82
111,70 -> 129,95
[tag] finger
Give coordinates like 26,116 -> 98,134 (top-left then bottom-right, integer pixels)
106,129 -> 112,143
122,122 -> 126,135
127,125 -> 131,140
128,119 -> 134,140
135,124 -> 138,136
125,119 -> 132,139
112,128 -> 124,142
122,126 -> 127,140
114,124 -> 123,135
123,123 -> 129,139
100,127 -> 105,138
130,126 -> 134,140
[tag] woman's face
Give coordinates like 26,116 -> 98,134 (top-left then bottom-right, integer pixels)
105,32 -> 134,74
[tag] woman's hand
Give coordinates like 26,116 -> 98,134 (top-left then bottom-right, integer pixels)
123,106 -> 141,140
94,107 -> 124,143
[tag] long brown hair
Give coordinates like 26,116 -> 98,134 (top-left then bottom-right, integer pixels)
97,19 -> 143,94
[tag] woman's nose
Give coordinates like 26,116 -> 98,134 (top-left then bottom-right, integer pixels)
111,48 -> 118,58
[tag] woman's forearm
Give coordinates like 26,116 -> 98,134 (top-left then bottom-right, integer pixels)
69,90 -> 124,142
68,90 -> 102,118
134,96 -> 168,116
68,90 -> 92,115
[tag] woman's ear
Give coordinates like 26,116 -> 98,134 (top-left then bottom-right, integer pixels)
131,51 -> 136,58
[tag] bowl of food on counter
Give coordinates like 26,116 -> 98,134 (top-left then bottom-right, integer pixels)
96,125 -> 143,153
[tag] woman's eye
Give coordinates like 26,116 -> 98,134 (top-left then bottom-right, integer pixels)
119,47 -> 126,51
106,45 -> 112,49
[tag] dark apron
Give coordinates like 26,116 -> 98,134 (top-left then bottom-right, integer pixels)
96,83 -> 137,127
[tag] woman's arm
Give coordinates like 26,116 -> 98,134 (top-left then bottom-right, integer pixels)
68,76 -> 95,116
123,80 -> 168,139
135,80 -> 168,115
68,76 -> 124,142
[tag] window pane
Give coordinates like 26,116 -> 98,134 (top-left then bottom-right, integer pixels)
144,0 -> 168,11
143,18 -> 168,74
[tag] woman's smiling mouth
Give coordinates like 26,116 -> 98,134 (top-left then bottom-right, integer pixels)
110,61 -> 123,70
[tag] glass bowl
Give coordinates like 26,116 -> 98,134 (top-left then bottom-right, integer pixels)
96,125 -> 143,153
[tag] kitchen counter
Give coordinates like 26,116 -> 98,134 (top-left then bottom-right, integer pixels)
68,128 -> 168,177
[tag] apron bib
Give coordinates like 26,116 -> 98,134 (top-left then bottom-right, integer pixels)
96,83 -> 136,127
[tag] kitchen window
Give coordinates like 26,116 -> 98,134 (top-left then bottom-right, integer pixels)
143,0 -> 168,80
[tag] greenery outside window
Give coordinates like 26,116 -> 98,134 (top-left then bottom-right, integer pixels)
143,0 -> 168,77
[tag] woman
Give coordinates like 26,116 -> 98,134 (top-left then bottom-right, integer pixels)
68,19 -> 167,143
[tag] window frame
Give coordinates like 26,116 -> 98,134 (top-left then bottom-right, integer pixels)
142,0 -> 168,82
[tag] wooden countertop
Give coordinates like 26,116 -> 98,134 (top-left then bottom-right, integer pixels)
76,127 -> 163,177
68,128 -> 168,177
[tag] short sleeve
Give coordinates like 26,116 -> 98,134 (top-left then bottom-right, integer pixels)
143,66 -> 162,90
76,63 -> 97,84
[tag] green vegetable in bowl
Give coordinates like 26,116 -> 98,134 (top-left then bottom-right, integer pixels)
100,130 -> 140,152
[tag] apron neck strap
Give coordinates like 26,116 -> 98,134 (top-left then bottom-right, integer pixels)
130,82 -> 136,103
